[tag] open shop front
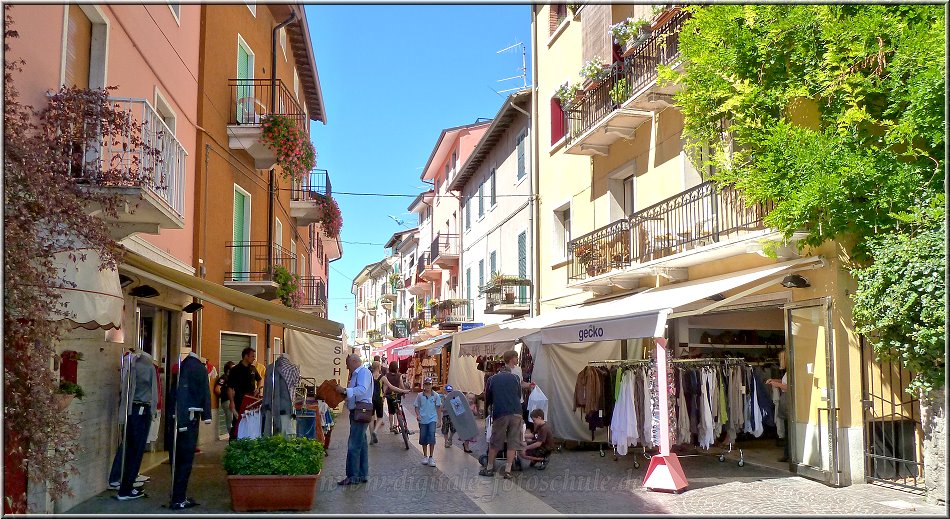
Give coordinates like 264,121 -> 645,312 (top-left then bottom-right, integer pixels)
402,335 -> 453,391
460,256 -> 832,491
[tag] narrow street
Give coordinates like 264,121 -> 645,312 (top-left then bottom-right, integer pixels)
67,394 -> 946,515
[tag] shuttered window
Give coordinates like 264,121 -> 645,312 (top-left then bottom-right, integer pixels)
518,231 -> 528,301
489,168 -> 497,206
236,38 -> 254,123
581,3 -> 611,66
221,333 -> 252,368
466,268 -> 471,301
233,189 -> 249,281
478,259 -> 484,294
517,131 -> 527,180
65,4 -> 92,88
478,182 -> 484,217
489,251 -> 496,277
464,196 -> 471,230
551,98 -> 566,145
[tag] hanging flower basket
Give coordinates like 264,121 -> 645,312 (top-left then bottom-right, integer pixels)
315,196 -> 342,239
260,114 -> 316,180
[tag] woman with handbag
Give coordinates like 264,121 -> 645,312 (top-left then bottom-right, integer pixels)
335,354 -> 373,486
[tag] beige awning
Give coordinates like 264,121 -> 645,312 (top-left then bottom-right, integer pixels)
121,251 -> 342,339
49,249 -> 124,330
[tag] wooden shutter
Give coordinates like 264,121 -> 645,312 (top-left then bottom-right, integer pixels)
64,5 -> 92,88
517,132 -> 526,180
581,3 -> 611,65
490,169 -> 496,205
551,98 -> 565,145
232,190 -> 247,280
221,333 -> 252,367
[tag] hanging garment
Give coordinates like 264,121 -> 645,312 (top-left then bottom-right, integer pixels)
725,365 -> 743,445
698,369 -> 716,449
751,368 -> 775,428
275,355 -> 301,396
688,369 -> 701,436
237,408 -> 262,439
640,368 -> 653,448
601,366 -> 615,425
743,368 -> 755,434
609,370 -> 639,455
676,369 -> 691,444
711,368 -> 722,439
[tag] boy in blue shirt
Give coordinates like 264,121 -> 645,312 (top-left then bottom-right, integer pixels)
414,378 -> 442,467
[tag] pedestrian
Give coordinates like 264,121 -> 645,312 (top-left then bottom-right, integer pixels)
441,384 -> 457,448
335,354 -> 372,485
167,351 -> 212,510
766,351 -> 790,463
480,350 -> 530,479
414,377 -> 442,467
370,361 -> 410,444
227,348 -> 262,440
215,361 -> 235,436
384,360 -> 408,433
519,408 -> 554,470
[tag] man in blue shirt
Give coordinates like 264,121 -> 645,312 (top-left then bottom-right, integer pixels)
335,354 -> 372,485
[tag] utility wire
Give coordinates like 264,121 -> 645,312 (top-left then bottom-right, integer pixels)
334,191 -> 532,198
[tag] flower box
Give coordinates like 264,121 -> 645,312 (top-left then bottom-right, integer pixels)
651,6 -> 681,31
227,473 -> 321,512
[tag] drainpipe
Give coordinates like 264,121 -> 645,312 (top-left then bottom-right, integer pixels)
530,6 -> 541,317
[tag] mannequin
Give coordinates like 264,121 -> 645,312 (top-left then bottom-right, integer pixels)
167,351 -> 211,509
114,349 -> 158,500
262,353 -> 300,437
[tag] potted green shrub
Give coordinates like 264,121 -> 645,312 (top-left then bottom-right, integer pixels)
554,82 -> 581,108
55,380 -> 84,410
273,265 -> 301,308
223,435 -> 325,512
579,57 -> 609,91
610,77 -> 629,107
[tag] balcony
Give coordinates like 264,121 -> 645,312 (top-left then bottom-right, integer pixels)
227,78 -> 308,169
290,169 -> 332,226
78,97 -> 186,239
367,299 -> 378,314
417,251 -> 442,282
409,308 -> 433,334
298,276 -> 327,316
564,9 -> 689,156
433,299 -> 474,329
483,276 -> 532,316
568,182 -> 775,285
430,233 -> 460,267
224,241 -> 297,299
380,282 -> 398,302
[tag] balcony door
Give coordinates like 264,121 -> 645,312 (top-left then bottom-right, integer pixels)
232,187 -> 250,281
236,35 -> 255,124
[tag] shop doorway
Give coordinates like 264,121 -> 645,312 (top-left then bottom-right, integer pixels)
785,298 -> 839,485
860,336 -> 924,492
136,304 -> 177,454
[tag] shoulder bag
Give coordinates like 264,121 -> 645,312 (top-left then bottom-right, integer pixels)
352,401 -> 374,423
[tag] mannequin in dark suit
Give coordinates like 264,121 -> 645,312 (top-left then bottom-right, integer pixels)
167,352 -> 211,509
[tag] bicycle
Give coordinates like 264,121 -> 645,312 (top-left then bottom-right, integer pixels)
392,394 -> 411,450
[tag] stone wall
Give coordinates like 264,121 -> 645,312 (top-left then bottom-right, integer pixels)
920,387 -> 946,505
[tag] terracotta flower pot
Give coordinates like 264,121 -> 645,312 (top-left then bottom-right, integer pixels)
227,472 -> 321,512
53,393 -> 74,411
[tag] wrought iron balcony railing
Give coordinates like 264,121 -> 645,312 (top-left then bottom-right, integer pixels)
434,299 -> 474,325
228,78 -> 308,134
291,168 -> 332,202
73,97 -> 187,219
298,276 -> 327,308
568,182 -> 774,282
483,277 -> 532,312
225,241 -> 297,282
566,9 -> 688,142
430,233 -> 460,262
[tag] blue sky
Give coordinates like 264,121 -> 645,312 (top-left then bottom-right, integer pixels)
306,4 -> 533,340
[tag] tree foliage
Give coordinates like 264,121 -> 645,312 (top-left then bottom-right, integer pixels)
3,7 -> 164,506
664,4 -> 945,390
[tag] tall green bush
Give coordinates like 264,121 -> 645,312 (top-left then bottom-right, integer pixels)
223,436 -> 324,476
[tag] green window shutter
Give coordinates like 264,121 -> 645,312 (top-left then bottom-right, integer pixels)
465,198 -> 471,230
478,259 -> 484,291
490,169 -> 496,206
236,43 -> 253,123
466,268 -> 471,301
489,251 -> 496,277
518,231 -> 527,300
517,132 -> 526,180
233,190 -> 247,280
478,183 -> 484,217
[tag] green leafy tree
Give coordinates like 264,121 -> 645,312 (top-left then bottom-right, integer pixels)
664,4 -> 945,389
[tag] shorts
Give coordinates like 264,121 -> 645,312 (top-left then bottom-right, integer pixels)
489,414 -> 526,452
441,417 -> 456,435
386,395 -> 398,415
419,421 -> 436,446
373,398 -> 384,418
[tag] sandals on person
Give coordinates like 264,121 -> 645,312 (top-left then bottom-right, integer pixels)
478,467 -> 495,477
502,470 -> 513,480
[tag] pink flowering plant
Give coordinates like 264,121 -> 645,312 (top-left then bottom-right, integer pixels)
316,195 -> 342,240
260,114 -> 315,180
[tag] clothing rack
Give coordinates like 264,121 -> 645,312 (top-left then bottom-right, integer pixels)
588,359 -> 651,462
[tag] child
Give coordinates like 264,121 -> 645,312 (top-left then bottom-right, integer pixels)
520,408 -> 555,470
413,378 -> 442,467
441,385 -> 457,448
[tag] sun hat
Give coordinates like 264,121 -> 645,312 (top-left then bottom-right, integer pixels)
423,377 -> 433,384
445,384 -> 453,392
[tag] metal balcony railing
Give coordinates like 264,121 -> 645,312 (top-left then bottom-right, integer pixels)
416,251 -> 432,277
410,308 -> 433,332
483,277 -> 532,311
225,241 -> 297,282
430,233 -> 460,262
434,299 -> 474,325
228,78 -> 308,134
566,9 -> 688,142
291,168 -> 332,202
298,276 -> 327,308
71,97 -> 187,218
568,182 -> 774,282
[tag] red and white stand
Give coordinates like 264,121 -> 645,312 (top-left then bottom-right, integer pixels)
642,337 -> 689,493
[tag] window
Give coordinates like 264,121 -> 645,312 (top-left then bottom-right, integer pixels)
623,175 -> 635,216
516,131 -> 527,180
293,68 -> 299,99
275,217 -> 282,251
232,186 -> 251,281
464,197 -> 471,230
478,260 -> 485,294
153,89 -> 177,135
169,4 -> 181,22
489,168 -> 497,206
235,35 -> 255,124
518,231 -> 528,300
550,98 -> 566,145
489,251 -> 497,277
452,150 -> 458,169
550,4 -> 568,35
280,27 -> 287,60
466,268 -> 471,301
478,182 -> 484,218
554,206 -> 571,259
444,164 -> 450,184
246,2 -> 256,16
290,241 -> 297,275
64,5 -> 92,88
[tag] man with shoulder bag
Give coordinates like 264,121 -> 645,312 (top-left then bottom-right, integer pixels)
335,354 -> 372,485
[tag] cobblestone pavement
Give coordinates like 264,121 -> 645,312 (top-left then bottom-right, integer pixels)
67,400 -> 947,515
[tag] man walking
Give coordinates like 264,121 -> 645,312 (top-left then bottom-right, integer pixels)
227,347 -> 261,440
335,354 -> 372,486
480,350 -> 529,479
